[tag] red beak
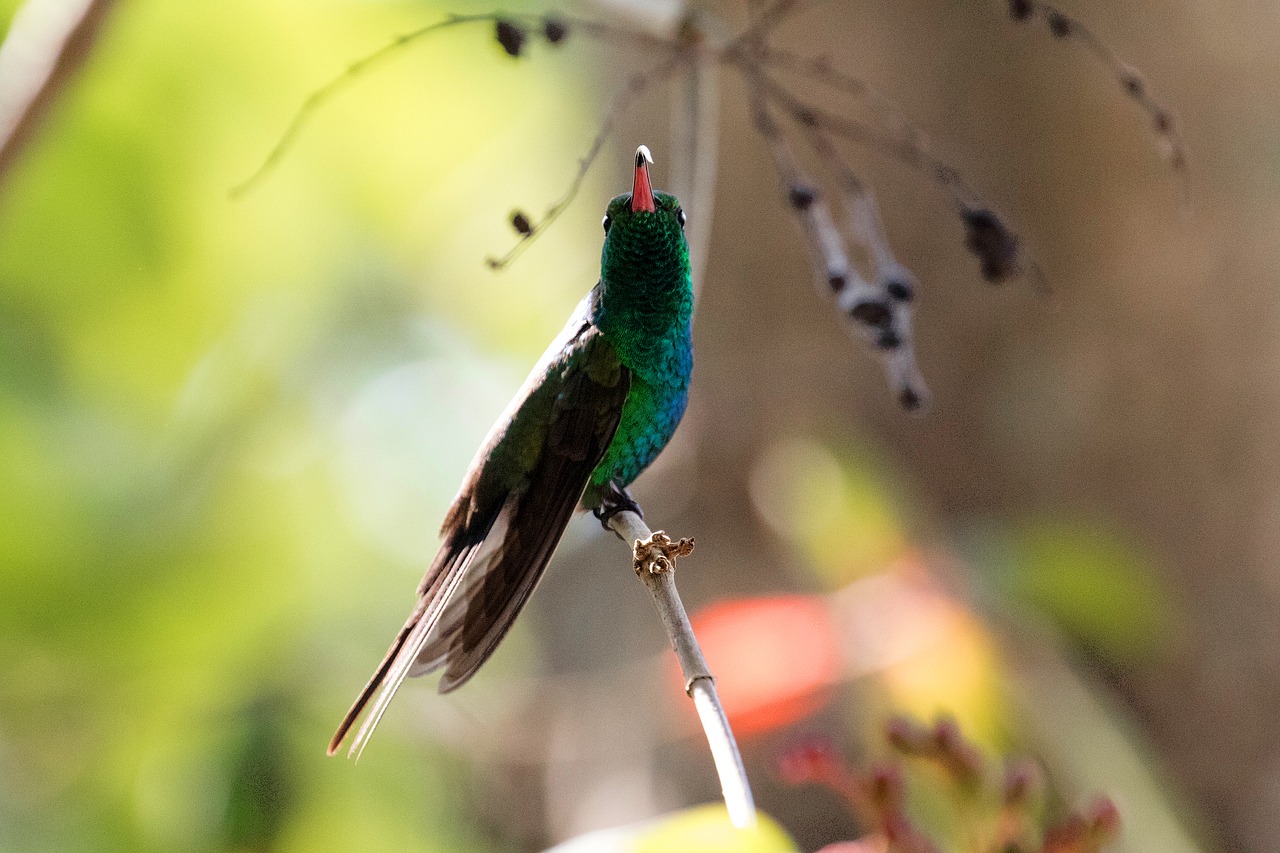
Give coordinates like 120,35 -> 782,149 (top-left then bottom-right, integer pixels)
631,145 -> 656,213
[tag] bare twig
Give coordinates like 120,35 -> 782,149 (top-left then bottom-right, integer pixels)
747,67 -> 982,211
794,114 -> 906,278
604,509 -> 757,830
758,47 -> 930,156
485,53 -> 684,269
0,0 -> 114,185
743,62 -> 1038,288
746,84 -> 851,293
1005,0 -> 1188,182
667,25 -> 720,295
232,11 -> 677,198
232,12 -> 514,197
236,0 -> 1163,407
798,124 -> 931,409
732,0 -> 805,48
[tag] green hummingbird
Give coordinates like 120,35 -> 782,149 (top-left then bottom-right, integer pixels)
330,146 -> 694,758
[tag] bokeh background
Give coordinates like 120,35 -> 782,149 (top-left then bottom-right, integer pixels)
0,0 -> 1273,849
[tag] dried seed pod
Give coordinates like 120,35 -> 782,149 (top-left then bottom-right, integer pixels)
1087,797 -> 1122,837
542,16 -> 568,44
890,356 -> 930,414
1044,797 -> 1122,852
867,763 -> 905,812
510,210 -> 532,235
1009,0 -> 1034,21
875,329 -> 902,350
884,276 -> 916,303
495,19 -> 527,57
848,297 -> 892,328
1047,11 -> 1073,38
932,717 -> 983,784
1120,68 -> 1146,97
788,183 -> 817,211
962,207 -> 1021,283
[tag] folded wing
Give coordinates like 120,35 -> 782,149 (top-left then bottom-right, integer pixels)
329,319 -> 629,758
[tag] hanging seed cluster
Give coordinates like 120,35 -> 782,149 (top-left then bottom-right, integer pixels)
753,89 -> 930,412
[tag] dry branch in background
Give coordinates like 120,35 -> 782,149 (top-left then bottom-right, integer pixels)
240,1 -> 1179,413
0,0 -> 113,185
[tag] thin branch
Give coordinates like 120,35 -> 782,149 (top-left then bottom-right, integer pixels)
796,123 -> 930,410
667,46 -> 720,298
232,13 -> 519,197
485,53 -> 684,269
732,0 -> 806,49
746,83 -> 852,293
757,47 -> 931,158
604,509 -> 757,830
748,67 -> 981,211
1005,1 -> 1188,182
745,63 -> 1037,287
797,117 -> 903,276
232,12 -> 678,198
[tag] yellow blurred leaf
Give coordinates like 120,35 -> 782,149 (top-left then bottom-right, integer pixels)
632,805 -> 798,853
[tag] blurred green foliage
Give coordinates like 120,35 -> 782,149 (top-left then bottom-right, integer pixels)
0,0 -> 607,849
952,517 -> 1175,667
749,435 -> 910,588
1008,520 -> 1172,661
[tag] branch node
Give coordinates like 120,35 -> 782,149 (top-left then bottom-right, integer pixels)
633,531 -> 695,576
687,672 -> 716,697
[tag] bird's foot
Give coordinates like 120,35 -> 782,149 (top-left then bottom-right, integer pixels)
594,482 -> 644,530
633,531 -> 695,576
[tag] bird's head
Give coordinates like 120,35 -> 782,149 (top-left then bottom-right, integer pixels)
600,145 -> 688,282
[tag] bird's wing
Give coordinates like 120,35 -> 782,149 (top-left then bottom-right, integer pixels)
329,315 -> 628,758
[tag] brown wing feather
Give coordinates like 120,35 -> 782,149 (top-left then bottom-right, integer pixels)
435,354 -> 629,690
329,323 -> 628,757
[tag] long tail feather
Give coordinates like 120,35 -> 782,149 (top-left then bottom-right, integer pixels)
327,512 -> 500,757
327,601 -> 423,756
328,323 -> 629,758
344,554 -> 473,760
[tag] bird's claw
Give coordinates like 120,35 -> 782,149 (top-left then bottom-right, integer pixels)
594,481 -> 644,530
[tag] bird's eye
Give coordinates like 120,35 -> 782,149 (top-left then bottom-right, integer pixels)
602,215 -> 612,234
676,208 -> 686,228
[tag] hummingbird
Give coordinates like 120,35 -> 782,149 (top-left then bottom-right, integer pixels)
330,145 -> 694,758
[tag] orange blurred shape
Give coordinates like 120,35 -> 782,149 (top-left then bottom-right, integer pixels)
686,596 -> 841,737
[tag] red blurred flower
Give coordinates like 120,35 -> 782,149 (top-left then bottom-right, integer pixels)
687,595 -> 842,736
